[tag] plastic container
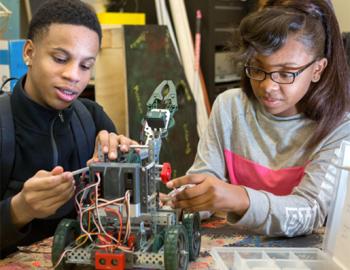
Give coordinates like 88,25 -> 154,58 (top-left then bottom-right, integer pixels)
211,141 -> 350,270
211,247 -> 342,270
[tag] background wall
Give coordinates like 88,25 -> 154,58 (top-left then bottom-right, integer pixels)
2,1 -> 349,39
332,0 -> 350,32
82,0 -> 107,13
1,0 -> 27,39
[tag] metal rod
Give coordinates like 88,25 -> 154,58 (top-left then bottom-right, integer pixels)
72,166 -> 89,176
122,144 -> 149,149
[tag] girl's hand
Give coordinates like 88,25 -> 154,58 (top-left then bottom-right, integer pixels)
159,192 -> 175,208
166,174 -> 250,216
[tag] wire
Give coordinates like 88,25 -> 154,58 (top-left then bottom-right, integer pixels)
105,207 -> 123,242
0,77 -> 18,94
56,170 -> 135,266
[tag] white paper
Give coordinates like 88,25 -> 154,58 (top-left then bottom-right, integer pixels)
333,178 -> 350,268
331,142 -> 350,269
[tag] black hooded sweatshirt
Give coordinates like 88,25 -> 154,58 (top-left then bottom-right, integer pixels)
0,76 -> 116,258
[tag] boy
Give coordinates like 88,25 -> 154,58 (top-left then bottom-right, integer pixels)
0,0 -> 137,257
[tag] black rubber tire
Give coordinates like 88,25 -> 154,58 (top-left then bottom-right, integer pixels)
51,218 -> 80,270
183,212 -> 201,261
164,225 -> 189,270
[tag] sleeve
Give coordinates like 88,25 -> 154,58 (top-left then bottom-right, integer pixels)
0,197 -> 31,257
186,94 -> 232,183
227,119 -> 350,237
186,94 -> 235,220
79,98 -> 116,134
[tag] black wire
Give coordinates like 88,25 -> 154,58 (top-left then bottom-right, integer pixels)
0,77 -> 18,95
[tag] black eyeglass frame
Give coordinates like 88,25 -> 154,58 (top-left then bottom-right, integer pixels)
244,59 -> 317,84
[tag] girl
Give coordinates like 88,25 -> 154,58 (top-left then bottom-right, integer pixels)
166,0 -> 350,237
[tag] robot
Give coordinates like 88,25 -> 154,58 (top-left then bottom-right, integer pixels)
51,80 -> 201,270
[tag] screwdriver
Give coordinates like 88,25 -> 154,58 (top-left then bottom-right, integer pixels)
71,166 -> 89,176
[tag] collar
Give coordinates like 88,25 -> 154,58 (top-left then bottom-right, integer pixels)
11,76 -> 75,134
254,99 -> 305,122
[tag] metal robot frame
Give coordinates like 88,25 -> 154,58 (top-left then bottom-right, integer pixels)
51,80 -> 201,270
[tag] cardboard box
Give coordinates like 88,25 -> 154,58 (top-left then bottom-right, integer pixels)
95,26 -> 129,136
0,39 -> 27,92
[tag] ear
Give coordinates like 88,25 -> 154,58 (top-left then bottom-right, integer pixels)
23,40 -> 35,66
312,57 -> 328,82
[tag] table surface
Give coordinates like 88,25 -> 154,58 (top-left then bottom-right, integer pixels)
0,216 -> 324,270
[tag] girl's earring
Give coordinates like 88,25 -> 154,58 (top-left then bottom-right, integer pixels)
312,76 -> 319,82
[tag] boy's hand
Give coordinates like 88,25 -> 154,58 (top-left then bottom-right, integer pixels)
10,166 -> 75,228
89,130 -> 139,163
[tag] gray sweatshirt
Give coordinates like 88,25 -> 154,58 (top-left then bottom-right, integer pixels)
187,88 -> 350,237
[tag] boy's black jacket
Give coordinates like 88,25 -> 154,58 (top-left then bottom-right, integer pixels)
0,76 -> 116,258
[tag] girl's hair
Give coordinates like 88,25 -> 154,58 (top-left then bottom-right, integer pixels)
235,0 -> 350,150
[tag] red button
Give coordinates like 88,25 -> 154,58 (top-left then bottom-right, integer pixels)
160,162 -> 172,184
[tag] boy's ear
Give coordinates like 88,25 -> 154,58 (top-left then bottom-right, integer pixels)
312,57 -> 328,82
23,40 -> 34,66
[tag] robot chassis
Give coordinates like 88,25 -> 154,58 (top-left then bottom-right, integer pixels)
51,80 -> 201,270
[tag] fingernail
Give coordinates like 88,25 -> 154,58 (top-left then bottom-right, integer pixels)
103,146 -> 108,153
109,152 -> 116,159
64,172 -> 73,178
166,182 -> 173,188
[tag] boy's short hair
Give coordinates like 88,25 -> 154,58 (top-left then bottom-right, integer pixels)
27,0 -> 102,44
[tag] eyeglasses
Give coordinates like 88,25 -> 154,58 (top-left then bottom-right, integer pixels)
244,59 -> 317,84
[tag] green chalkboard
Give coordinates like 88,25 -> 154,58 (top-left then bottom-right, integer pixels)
124,25 -> 199,179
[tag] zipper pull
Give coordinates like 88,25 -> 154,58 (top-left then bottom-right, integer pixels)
58,111 -> 64,123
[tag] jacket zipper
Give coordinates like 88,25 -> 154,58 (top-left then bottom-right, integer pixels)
58,111 -> 64,123
50,111 -> 64,166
